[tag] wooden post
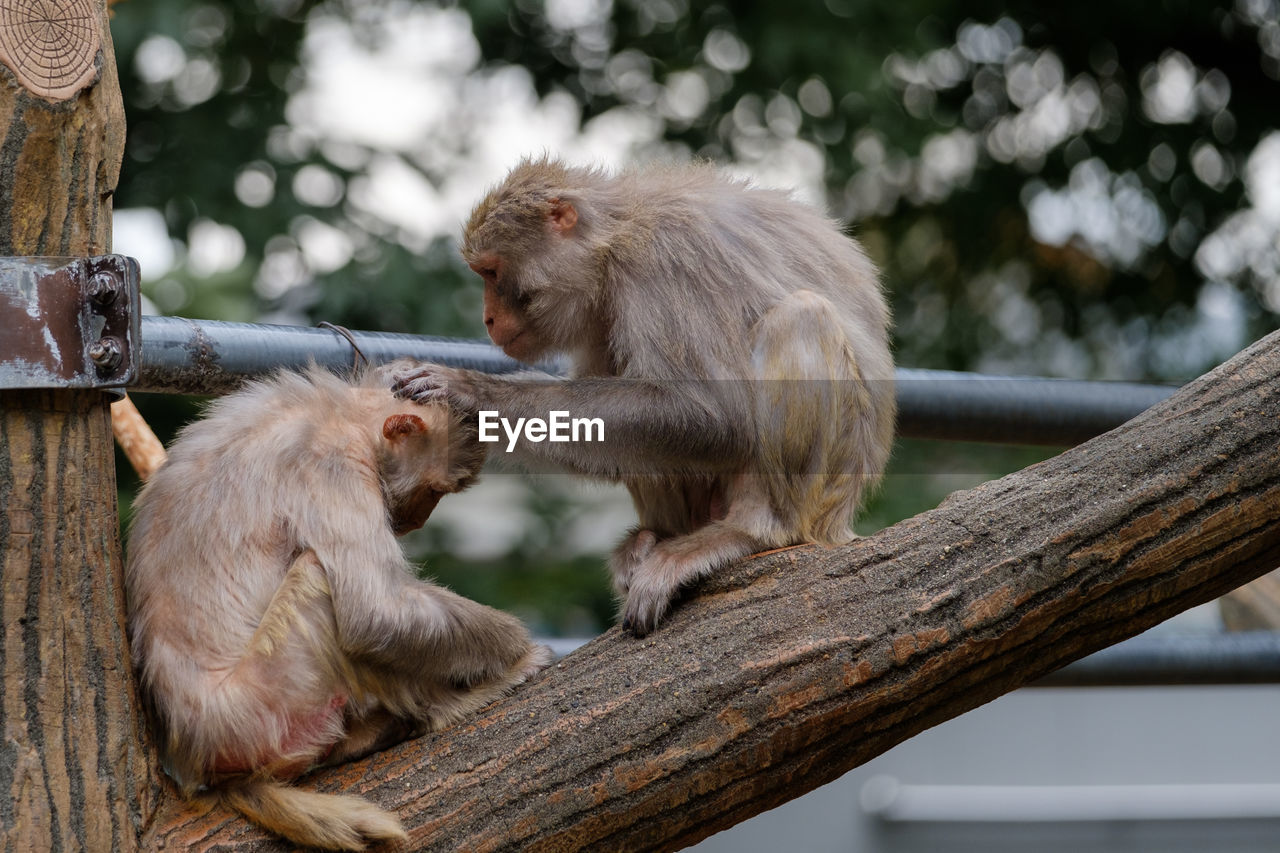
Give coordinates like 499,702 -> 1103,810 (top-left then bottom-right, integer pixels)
0,2 -> 158,849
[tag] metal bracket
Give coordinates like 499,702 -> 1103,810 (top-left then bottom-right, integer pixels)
0,255 -> 141,389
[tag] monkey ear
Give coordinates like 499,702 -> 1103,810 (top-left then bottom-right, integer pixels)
548,198 -> 578,234
383,413 -> 428,441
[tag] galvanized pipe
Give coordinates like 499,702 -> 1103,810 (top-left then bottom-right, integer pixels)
133,315 -> 1177,445
1031,630 -> 1280,686
134,315 -> 532,396
861,778 -> 1280,822
894,368 -> 1176,446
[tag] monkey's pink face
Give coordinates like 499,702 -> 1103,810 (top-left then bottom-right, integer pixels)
389,486 -> 443,535
472,254 -> 543,362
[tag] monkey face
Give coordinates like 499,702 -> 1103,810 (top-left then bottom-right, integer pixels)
462,172 -> 592,363
471,255 -> 549,362
387,486 -> 443,535
378,407 -> 484,535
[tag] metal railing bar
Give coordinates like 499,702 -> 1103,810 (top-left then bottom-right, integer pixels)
132,315 -> 1179,446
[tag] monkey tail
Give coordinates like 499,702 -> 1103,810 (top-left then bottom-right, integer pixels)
218,778 -> 407,851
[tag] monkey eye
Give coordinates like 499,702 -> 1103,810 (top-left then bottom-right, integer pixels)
469,258 -> 501,281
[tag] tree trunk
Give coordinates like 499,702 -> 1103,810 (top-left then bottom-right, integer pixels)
150,328 -> 1280,851
0,3 -> 156,851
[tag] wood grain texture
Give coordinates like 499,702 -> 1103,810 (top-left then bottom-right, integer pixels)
0,2 -> 155,851
0,0 -> 101,102
150,329 -> 1280,852
0,391 -> 156,852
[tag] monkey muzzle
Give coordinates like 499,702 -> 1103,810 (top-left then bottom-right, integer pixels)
389,488 -> 443,536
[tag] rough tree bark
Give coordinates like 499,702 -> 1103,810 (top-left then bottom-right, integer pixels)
0,2 -> 158,851
147,326 -> 1280,851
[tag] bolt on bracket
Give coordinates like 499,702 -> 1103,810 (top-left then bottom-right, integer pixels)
0,255 -> 141,390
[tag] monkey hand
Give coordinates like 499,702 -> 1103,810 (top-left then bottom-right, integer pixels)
620,561 -> 679,638
390,363 -> 479,412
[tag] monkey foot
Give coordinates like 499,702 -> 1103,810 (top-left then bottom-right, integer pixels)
518,645 -> 555,681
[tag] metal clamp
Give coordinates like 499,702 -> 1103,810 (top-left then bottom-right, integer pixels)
0,255 -> 140,390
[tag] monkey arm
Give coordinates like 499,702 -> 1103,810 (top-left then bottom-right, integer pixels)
394,364 -> 752,478
307,500 -> 530,680
473,373 -> 751,472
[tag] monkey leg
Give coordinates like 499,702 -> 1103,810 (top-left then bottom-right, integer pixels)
316,646 -> 551,769
244,549 -> 338,661
750,288 -> 874,544
406,641 -> 554,732
614,475 -> 730,597
610,527 -> 658,596
202,550 -> 348,780
342,581 -> 553,733
621,520 -> 765,637
316,708 -> 421,768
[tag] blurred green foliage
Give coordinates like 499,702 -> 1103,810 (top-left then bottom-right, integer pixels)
108,0 -> 1279,634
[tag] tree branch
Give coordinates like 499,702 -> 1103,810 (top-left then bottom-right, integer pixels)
146,329 -> 1280,852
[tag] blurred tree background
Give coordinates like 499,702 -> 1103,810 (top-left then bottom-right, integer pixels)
109,0 -> 1280,635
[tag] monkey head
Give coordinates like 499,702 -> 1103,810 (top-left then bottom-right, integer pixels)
377,405 -> 486,535
461,158 -> 606,364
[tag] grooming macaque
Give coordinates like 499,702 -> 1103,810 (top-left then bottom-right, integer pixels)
126,366 -> 550,851
394,158 -> 895,635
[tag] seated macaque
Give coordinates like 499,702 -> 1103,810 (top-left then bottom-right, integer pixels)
393,157 -> 896,635
126,365 -> 550,851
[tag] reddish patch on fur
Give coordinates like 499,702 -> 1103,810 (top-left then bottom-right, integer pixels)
212,694 -> 348,777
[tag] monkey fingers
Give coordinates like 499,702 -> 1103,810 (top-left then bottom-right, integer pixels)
391,372 -> 451,404
609,528 -> 658,597
390,363 -> 480,410
620,562 -> 683,637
